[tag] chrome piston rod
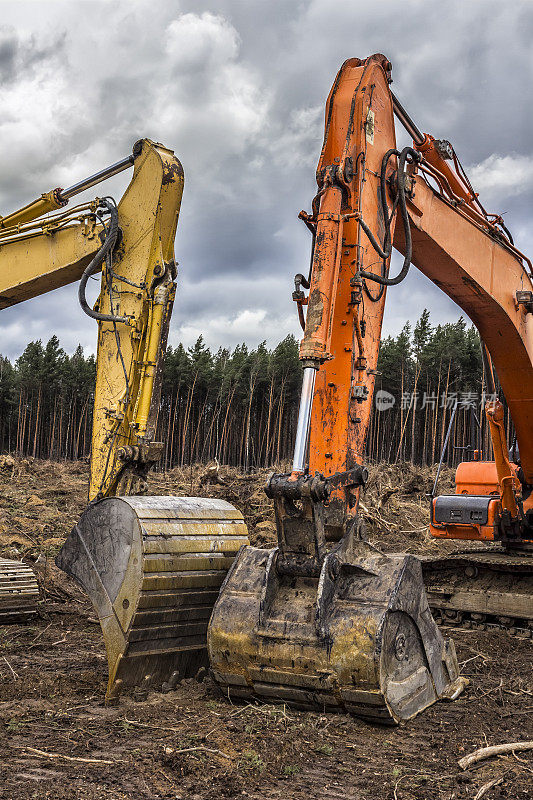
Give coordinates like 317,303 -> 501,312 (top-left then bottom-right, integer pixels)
59,155 -> 135,201
292,366 -> 317,473
391,92 -> 425,147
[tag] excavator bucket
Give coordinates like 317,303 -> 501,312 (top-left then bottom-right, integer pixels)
209,542 -> 465,723
57,496 -> 248,702
0,558 -> 39,622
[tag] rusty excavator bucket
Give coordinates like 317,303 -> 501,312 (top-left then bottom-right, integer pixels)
209,473 -> 466,724
57,496 -> 248,702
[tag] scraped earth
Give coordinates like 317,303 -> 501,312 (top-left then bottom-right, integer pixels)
0,458 -> 531,800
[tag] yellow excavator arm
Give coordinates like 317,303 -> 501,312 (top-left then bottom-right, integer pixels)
1,139 -> 183,499
1,141 -> 249,700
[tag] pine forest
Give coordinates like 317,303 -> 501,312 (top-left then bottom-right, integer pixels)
0,310 -> 512,470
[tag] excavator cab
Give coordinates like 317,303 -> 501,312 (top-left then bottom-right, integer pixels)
208,56 -> 466,723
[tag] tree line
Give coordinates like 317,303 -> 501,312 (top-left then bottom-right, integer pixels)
371,310 -> 507,465
0,311 -> 511,469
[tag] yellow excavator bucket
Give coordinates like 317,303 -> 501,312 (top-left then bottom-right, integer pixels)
57,496 -> 248,702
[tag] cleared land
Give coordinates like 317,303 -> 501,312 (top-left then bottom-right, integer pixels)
0,458 -> 531,800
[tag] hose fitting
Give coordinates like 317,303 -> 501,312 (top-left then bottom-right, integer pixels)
78,198 -> 129,324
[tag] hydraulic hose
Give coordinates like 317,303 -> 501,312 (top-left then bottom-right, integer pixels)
359,146 -> 421,287
498,221 -> 514,246
78,198 -> 128,324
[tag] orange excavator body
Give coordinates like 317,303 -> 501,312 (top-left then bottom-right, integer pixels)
209,53 -> 533,726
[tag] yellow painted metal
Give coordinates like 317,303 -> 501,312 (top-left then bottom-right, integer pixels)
0,189 -> 65,230
89,140 -> 183,500
1,139 -> 183,500
56,496 -> 249,702
0,204 -> 101,309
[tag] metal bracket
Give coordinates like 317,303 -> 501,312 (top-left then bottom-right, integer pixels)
516,290 -> 533,314
265,467 -> 368,575
351,384 -> 369,402
433,139 -> 454,160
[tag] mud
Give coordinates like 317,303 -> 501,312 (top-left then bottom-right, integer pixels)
0,459 -> 531,799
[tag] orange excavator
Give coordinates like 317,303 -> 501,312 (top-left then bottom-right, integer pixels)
208,54 -> 532,722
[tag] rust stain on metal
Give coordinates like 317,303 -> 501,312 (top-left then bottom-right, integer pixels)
305,288 -> 326,336
162,161 -> 184,186
461,274 -> 485,298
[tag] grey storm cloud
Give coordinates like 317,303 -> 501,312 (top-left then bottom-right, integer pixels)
0,0 -> 532,360
0,24 -> 65,85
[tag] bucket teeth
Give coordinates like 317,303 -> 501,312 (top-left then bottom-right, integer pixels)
56,495 -> 248,702
208,542 -> 466,724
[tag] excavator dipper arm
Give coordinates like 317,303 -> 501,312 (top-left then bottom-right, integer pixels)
208,55 -> 466,723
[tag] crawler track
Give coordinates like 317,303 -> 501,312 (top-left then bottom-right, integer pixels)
422,546 -> 533,638
0,558 -> 39,622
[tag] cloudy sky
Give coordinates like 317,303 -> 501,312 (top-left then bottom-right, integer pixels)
1,0 -> 532,360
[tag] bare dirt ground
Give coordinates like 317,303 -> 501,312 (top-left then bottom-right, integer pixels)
0,458 -> 531,800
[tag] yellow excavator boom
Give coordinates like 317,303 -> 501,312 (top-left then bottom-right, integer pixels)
1,140 -> 249,701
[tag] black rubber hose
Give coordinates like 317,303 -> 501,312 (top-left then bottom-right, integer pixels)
499,221 -> 514,246
359,146 -> 421,286
358,148 -> 400,259
78,198 -> 128,323
361,150 -> 402,302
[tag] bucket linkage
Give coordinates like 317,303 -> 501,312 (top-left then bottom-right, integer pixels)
208,468 -> 467,724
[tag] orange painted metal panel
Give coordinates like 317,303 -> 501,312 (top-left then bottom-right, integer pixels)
304,57 -> 397,501
454,461 -> 500,495
394,182 -> 533,483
